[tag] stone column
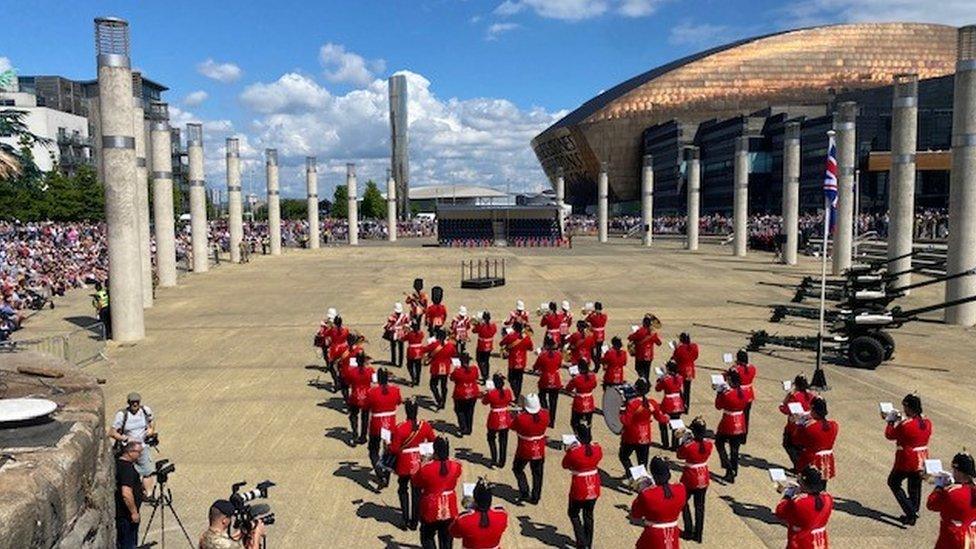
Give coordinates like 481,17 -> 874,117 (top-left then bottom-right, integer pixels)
132,76 -> 152,308
266,149 -> 281,255
685,146 -> 700,251
306,157 -> 320,249
226,138 -> 243,263
387,171 -> 397,242
597,162 -> 608,243
347,163 -> 359,246
782,121 -> 801,265
832,102 -> 857,274
149,104 -> 177,287
888,74 -> 919,291
641,154 -> 653,247
946,26 -> 976,326
187,123 -> 208,273
555,167 -> 566,236
733,136 -> 749,257
95,17 -> 144,341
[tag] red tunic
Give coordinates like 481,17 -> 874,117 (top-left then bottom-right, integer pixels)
366,385 -> 402,436
655,374 -> 685,414
628,328 -> 662,362
670,343 -> 699,380
715,388 -> 750,436
500,332 -> 533,370
451,315 -> 471,343
412,459 -> 462,523
775,492 -> 833,549
327,339 -> 349,363
792,419 -> 839,479
343,366 -> 374,408
533,350 -> 564,390
389,419 -> 436,477
473,322 -> 497,353
449,507 -> 508,549
504,309 -> 529,327
731,362 -> 757,402
451,366 -> 480,400
481,388 -> 514,431
567,331 -> 595,364
385,312 -> 410,340
630,483 -> 688,549
620,397 -> 668,445
559,311 -> 573,339
407,291 -> 428,318
585,312 -> 608,343
780,390 -> 818,438
566,373 -> 598,413
425,340 -> 457,377
404,330 -> 426,360
885,416 -> 933,472
540,312 -> 563,344
927,484 -> 976,549
562,442 -> 603,501
512,410 -> 550,460
602,348 -> 628,385
426,303 -> 448,330
676,438 -> 713,490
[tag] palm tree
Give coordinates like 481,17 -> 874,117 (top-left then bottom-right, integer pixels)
0,109 -> 49,181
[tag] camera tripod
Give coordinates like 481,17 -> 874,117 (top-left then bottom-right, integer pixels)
140,476 -> 194,549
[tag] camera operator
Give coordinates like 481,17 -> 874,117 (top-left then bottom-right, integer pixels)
199,500 -> 266,549
108,392 -> 157,495
115,441 -> 144,549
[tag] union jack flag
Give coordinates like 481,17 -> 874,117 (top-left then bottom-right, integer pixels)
823,133 -> 838,233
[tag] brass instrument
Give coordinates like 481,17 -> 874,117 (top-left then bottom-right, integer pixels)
627,341 -> 636,355
644,313 -> 663,330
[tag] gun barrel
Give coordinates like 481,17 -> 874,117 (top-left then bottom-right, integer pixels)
896,293 -> 976,319
889,268 -> 976,294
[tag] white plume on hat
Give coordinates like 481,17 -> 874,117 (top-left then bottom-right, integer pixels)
459,305 -> 468,316
326,307 -> 337,320
561,300 -> 570,311
394,302 -> 403,313
516,300 -> 525,311
524,393 -> 542,414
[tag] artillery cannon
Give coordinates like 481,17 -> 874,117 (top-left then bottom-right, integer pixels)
790,268 -> 975,309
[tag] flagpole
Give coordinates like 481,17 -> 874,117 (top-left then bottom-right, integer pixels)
813,130 -> 834,390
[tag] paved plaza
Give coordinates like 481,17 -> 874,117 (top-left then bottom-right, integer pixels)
23,238 -> 976,548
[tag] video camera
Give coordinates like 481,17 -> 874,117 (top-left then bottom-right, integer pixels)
229,480 -> 276,534
149,458 -> 176,484
144,433 -> 160,448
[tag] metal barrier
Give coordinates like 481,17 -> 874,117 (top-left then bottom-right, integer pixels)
0,322 -> 106,367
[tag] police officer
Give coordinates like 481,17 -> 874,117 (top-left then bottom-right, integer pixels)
92,280 -> 111,339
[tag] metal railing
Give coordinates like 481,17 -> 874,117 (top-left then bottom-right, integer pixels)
0,322 -> 106,367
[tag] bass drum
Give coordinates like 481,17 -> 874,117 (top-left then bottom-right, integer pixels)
601,383 -> 637,435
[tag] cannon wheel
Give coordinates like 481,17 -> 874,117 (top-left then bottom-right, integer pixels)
848,336 -> 884,369
872,331 -> 895,360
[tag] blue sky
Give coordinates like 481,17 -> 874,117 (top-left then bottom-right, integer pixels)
1,0 -> 971,197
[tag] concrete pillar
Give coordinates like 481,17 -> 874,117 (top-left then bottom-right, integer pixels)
555,167 -> 566,236
597,162 -> 608,243
266,149 -> 281,255
95,17 -> 144,341
187,123 -> 208,273
733,136 -> 749,257
132,76 -> 152,308
888,74 -> 919,290
389,74 -> 410,219
685,147 -> 700,251
226,138 -> 243,263
946,26 -> 976,326
306,157 -> 320,249
832,102 -> 857,275
387,171 -> 397,242
149,105 -> 177,288
782,121 -> 801,265
641,154 -> 653,247
347,163 -> 359,246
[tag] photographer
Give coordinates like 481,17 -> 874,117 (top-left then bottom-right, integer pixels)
199,500 -> 266,549
108,392 -> 157,495
115,441 -> 144,549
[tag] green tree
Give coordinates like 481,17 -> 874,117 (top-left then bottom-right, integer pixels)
280,198 -> 308,220
331,185 -> 348,218
361,179 -> 385,219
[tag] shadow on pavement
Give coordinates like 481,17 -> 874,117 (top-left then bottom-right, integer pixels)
334,461 -> 380,493
719,495 -> 780,526
455,446 -> 494,468
325,426 -> 356,447
377,534 -> 421,548
833,497 -> 905,528
517,515 -> 575,547
357,501 -> 402,528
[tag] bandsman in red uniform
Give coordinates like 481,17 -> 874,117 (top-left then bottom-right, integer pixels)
499,322 -> 533,400
390,400 -> 436,530
792,398 -> 838,485
505,300 -> 529,328
677,418 -> 712,543
424,329 -> 457,411
406,278 -> 429,323
728,349 -> 757,434
567,360 -> 598,435
714,370 -> 749,483
450,481 -> 508,549
670,333 -> 698,411
512,393 -> 549,504
342,351 -> 374,445
775,466 -> 833,549
450,306 -> 472,355
567,320 -> 596,366
559,300 -> 574,345
630,456 -> 687,549
601,337 -> 628,388
655,360 -> 685,449
628,316 -> 662,381
413,437 -> 463,548
926,452 -> 976,549
404,320 -> 427,387
562,422 -> 603,549
314,307 -> 337,369
619,378 -> 669,474
540,301 -> 563,346
425,286 -> 448,336
885,393 -> 933,526
366,368 -> 402,487
326,316 -> 350,394
472,311 -> 497,382
450,353 -> 480,436
584,302 -> 608,364
533,335 -> 563,428
482,373 -> 514,468
384,302 -> 410,367
780,375 -> 818,469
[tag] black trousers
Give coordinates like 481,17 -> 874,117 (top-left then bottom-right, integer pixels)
619,443 -> 650,473
571,411 -> 593,435
592,341 -> 604,364
682,487 -> 707,542
715,434 -> 744,478
407,358 -> 422,386
454,398 -> 476,435
456,340 -> 467,356
513,457 -> 545,502
568,498 -> 596,548
419,519 -> 452,549
888,470 -> 923,518
390,340 -> 404,367
659,413 -> 682,449
99,306 -> 113,340
508,369 -> 525,400
326,360 -> 342,393
398,475 -> 421,526
782,428 -> 802,469
743,402 -> 753,443
635,359 -> 651,381
476,350 -> 491,381
488,429 -> 509,468
539,389 -> 559,428
348,406 -> 368,442
682,379 -> 693,414
368,434 -> 389,485
429,375 -> 448,409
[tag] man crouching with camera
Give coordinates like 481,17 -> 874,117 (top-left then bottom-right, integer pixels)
199,500 -> 266,549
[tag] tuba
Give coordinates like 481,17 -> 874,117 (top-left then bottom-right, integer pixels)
644,313 -> 663,330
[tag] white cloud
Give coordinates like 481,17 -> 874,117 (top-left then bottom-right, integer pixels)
486,22 -> 520,40
239,73 -> 331,114
319,43 -> 386,88
196,58 -> 243,83
786,0 -> 973,26
668,22 -> 735,47
182,90 -> 209,107
617,0 -> 659,17
492,0 -> 662,20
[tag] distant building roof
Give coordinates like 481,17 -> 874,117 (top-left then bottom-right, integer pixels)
409,185 -> 508,200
